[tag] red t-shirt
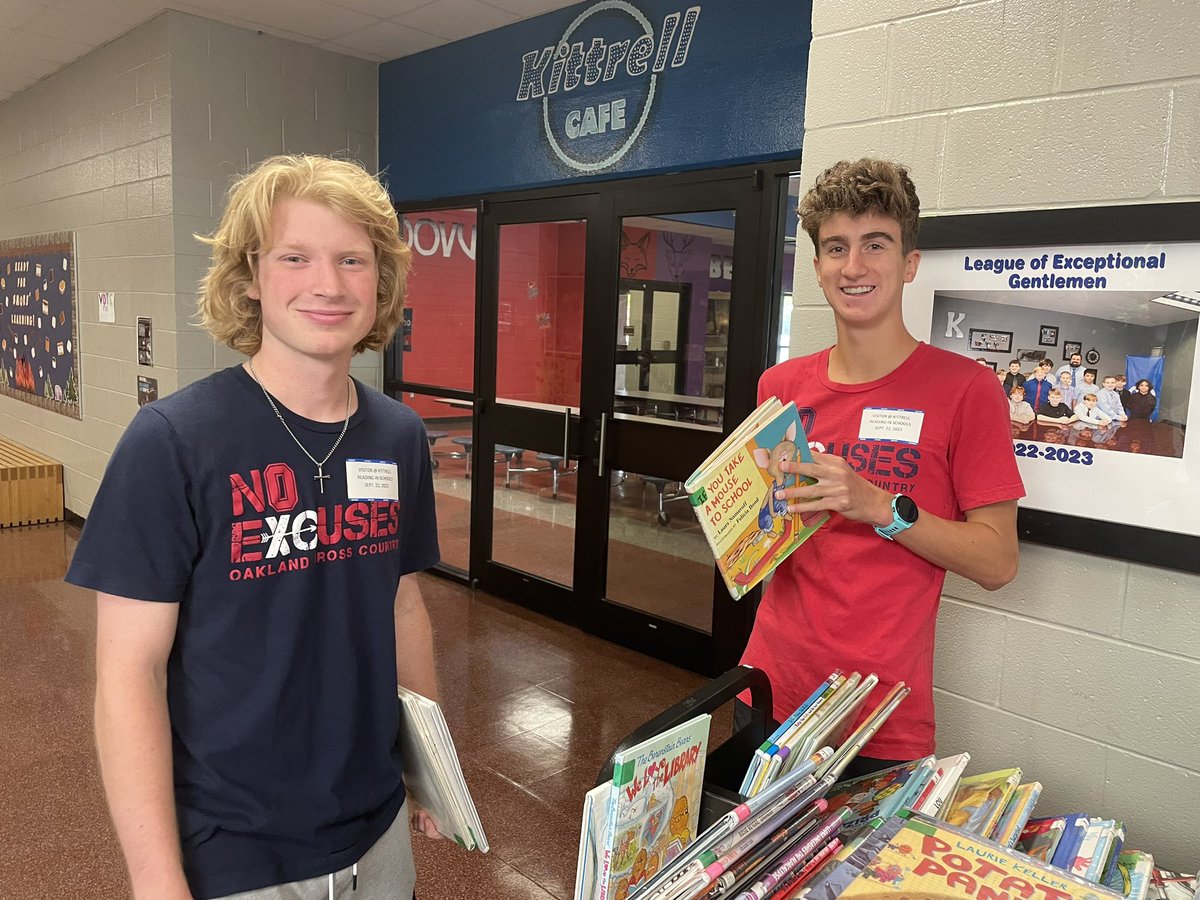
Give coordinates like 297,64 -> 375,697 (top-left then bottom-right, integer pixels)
740,342 -> 1024,759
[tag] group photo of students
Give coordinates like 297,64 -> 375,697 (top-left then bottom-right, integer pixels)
931,290 -> 1196,460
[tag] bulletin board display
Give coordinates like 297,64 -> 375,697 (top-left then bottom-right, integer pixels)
0,232 -> 81,419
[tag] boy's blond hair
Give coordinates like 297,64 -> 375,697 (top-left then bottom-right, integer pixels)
197,155 -> 411,356
798,158 -> 921,255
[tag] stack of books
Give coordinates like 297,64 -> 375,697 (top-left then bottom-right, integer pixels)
396,686 -> 488,852
798,811 -> 1127,900
612,747 -> 850,900
738,669 -> 909,797
571,663 -> 1200,900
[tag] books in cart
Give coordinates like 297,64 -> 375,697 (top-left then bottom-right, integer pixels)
575,713 -> 711,900
815,813 -> 1123,900
685,396 -> 828,599
941,766 -> 1022,837
396,686 -> 488,852
821,756 -> 936,829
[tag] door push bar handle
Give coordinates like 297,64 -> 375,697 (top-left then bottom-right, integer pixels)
563,406 -> 571,461
596,412 -> 607,477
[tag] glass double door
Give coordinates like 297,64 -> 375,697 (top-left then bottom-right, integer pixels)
472,177 -> 769,674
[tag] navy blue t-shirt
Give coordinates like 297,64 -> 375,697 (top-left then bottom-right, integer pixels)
67,366 -> 439,898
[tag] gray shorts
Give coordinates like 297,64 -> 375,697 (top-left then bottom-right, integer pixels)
213,800 -> 416,900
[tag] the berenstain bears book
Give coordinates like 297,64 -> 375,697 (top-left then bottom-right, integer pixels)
685,397 -> 828,599
594,713 -> 711,900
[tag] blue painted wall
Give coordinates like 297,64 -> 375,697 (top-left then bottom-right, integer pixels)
379,0 -> 810,201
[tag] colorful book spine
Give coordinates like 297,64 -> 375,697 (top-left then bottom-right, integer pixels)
993,781 -> 1042,848
740,672 -> 841,796
736,809 -> 851,900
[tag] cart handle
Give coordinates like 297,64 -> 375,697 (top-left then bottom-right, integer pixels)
596,665 -> 772,787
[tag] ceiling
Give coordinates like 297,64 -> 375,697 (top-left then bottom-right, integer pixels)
0,0 -> 582,103
937,290 -> 1198,328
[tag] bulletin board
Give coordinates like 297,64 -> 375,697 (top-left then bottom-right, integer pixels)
0,232 -> 81,419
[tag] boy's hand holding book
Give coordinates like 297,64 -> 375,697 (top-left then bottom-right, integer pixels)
411,802 -> 448,840
774,452 -> 895,529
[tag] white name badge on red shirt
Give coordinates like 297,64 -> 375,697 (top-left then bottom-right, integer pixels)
859,407 -> 925,444
346,459 -> 399,501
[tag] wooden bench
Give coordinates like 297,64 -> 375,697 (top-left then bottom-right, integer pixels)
0,438 -> 64,527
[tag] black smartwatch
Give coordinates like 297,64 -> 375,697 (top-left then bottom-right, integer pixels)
874,494 -> 919,540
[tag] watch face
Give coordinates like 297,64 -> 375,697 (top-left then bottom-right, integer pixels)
895,494 -> 918,524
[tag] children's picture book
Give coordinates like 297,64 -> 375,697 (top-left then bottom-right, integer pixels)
1105,850 -> 1155,900
740,669 -> 845,796
1051,814 -> 1091,872
797,811 -> 915,900
1017,816 -> 1068,863
822,757 -> 935,829
992,780 -> 1043,848
1098,823 -> 1126,887
575,782 -> 612,900
1148,867 -> 1197,900
685,396 -> 828,599
817,682 -> 911,782
1073,818 -> 1114,880
941,767 -> 1021,837
831,814 -> 1123,900
595,713 -> 711,900
396,686 -> 489,852
912,752 -> 970,819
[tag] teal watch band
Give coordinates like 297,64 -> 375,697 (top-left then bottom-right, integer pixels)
875,494 -> 918,540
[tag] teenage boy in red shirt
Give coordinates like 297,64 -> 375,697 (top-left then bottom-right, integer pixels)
740,159 -> 1025,777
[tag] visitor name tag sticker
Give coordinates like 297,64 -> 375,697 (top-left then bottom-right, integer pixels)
859,408 -> 925,444
346,459 -> 399,501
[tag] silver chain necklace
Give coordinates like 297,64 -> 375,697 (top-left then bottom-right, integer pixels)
247,357 -> 351,495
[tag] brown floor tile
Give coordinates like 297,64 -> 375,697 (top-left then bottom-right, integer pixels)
463,731 -> 575,788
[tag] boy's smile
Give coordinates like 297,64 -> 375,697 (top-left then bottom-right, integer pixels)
813,211 -> 920,328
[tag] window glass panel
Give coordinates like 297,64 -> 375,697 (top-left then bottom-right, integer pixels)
616,213 -> 734,431
410,398 -> 473,573
496,220 -> 586,411
776,176 -> 802,363
605,470 -> 713,633
488,443 -> 576,589
396,209 -> 477,391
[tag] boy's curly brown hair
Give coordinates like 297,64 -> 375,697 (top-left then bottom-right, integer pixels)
798,159 -> 921,255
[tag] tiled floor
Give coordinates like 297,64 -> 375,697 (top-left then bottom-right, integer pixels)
0,521 -> 723,899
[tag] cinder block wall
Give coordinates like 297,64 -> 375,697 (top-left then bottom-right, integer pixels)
166,12 -> 379,397
0,11 -> 379,516
0,14 -> 174,515
794,0 -> 1200,867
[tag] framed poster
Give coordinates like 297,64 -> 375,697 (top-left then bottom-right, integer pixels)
967,328 -> 1012,353
137,316 -> 153,366
0,232 -> 81,418
908,202 -> 1199,572
1039,325 -> 1059,346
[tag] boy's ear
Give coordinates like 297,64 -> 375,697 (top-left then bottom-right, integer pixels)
903,248 -> 922,283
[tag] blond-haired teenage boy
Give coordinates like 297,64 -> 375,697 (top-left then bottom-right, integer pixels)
68,156 -> 443,899
739,159 -> 1024,778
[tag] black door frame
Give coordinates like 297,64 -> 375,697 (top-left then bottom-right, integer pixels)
386,159 -> 800,675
